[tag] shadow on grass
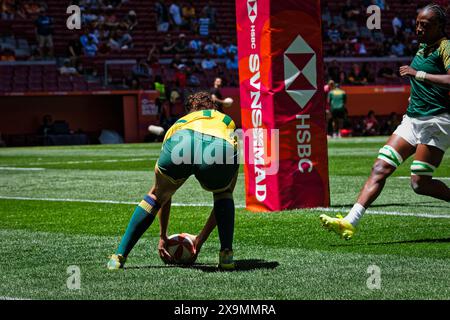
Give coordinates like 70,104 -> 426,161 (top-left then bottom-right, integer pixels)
126,259 -> 280,272
330,237 -> 450,247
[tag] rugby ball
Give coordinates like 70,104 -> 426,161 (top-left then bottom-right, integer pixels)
223,97 -> 234,108
163,233 -> 196,265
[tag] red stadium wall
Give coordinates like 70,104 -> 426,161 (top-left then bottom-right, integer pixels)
0,95 -> 124,135
341,85 -> 411,116
0,91 -> 160,144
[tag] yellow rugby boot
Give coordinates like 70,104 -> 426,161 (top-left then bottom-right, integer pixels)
218,249 -> 235,270
319,214 -> 356,240
107,254 -> 126,270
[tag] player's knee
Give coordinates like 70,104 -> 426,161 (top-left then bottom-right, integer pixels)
371,160 -> 394,179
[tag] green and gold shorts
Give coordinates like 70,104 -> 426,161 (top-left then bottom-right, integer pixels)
157,129 -> 239,192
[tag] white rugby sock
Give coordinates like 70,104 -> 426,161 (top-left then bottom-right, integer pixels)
344,203 -> 366,227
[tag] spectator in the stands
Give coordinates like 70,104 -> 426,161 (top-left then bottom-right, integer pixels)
0,0 -> 15,20
80,27 -> 99,47
182,0 -> 197,32
39,114 -> 54,136
155,0 -> 170,32
82,8 -> 99,24
23,1 -> 41,17
347,63 -> 368,85
83,35 -> 98,56
202,0 -> 217,30
198,11 -> 210,37
170,53 -> 184,70
204,37 -> 216,56
341,0 -> 360,20
363,110 -> 380,136
169,90 -> 185,118
390,39 -> 406,57
104,9 -> 119,28
189,36 -> 203,55
361,62 -> 374,83
392,15 -> 403,36
201,54 -> 217,70
162,33 -> 176,53
108,27 -> 133,51
216,40 -> 227,58
327,24 -> 341,43
35,6 -> 54,58
123,10 -> 138,32
146,44 -> 161,75
174,65 -> 187,88
322,7 -> 331,27
226,39 -> 238,55
101,0 -> 123,9
131,59 -> 152,81
226,53 -> 238,70
338,70 -> 347,85
169,1 -> 184,30
327,60 -> 341,83
374,0 -> 387,10
381,112 -> 401,135
59,59 -> 80,76
174,33 -> 189,54
377,62 -> 399,81
353,37 -> 368,56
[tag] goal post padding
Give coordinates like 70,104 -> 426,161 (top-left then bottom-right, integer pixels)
236,0 -> 330,211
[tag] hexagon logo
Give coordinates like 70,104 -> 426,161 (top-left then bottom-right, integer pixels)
284,35 -> 317,109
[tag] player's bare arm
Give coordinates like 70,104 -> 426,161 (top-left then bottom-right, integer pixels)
400,66 -> 450,89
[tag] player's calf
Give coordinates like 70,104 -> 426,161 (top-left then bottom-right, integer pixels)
410,161 -> 450,201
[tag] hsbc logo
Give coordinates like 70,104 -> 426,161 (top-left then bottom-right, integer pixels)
284,35 -> 317,109
247,0 -> 257,23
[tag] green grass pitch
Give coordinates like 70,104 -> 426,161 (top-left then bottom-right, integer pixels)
0,137 -> 449,300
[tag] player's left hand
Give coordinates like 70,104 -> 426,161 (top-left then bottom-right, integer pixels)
400,65 -> 417,78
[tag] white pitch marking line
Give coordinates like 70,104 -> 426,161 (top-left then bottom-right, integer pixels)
25,158 -> 157,166
396,176 -> 450,180
0,196 -> 449,219
0,296 -> 32,300
0,167 -> 45,171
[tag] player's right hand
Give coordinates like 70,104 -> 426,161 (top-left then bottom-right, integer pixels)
158,236 -> 173,264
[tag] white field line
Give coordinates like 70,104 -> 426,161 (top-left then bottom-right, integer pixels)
0,167 -> 45,171
26,158 -> 157,165
396,176 -> 450,180
0,196 -> 449,219
0,296 -> 32,300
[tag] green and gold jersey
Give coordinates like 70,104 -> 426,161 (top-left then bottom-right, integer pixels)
163,109 -> 237,147
408,38 -> 450,117
328,88 -> 347,111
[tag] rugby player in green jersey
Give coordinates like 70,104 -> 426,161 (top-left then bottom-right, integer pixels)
107,92 -> 239,269
320,4 -> 450,240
